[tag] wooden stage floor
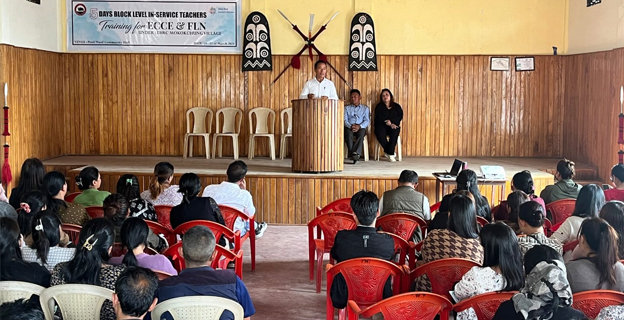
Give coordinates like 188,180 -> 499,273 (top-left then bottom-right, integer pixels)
43,155 -> 591,225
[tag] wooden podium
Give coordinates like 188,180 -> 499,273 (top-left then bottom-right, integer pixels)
291,99 -> 344,173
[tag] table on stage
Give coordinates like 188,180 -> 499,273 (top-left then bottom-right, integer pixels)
434,175 -> 507,206
291,98 -> 344,173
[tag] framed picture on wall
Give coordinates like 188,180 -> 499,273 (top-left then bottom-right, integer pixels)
490,57 -> 510,71
515,57 -> 535,71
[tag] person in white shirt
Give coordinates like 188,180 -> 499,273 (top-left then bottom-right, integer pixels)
299,60 -> 338,100
202,160 -> 268,238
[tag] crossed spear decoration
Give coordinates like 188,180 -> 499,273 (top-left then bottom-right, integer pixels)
271,10 -> 352,88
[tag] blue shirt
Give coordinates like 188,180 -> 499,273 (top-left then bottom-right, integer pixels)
156,266 -> 255,320
344,104 -> 370,129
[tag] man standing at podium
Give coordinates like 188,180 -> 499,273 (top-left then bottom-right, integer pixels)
299,60 -> 338,100
344,89 -> 369,164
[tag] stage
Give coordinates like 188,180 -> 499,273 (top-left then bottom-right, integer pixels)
42,155 -> 598,225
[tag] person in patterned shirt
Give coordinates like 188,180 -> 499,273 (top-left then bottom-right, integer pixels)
117,174 -> 157,222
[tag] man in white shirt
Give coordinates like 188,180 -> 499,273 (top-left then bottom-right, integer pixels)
299,60 -> 339,100
202,160 -> 268,237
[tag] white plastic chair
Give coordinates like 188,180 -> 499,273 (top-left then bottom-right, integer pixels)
248,107 -> 276,160
151,296 -> 245,320
184,107 -> 213,159
280,108 -> 292,159
40,284 -> 113,320
374,135 -> 402,161
212,107 -> 243,159
0,281 -> 45,304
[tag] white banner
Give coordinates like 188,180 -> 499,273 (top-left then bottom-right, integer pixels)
67,0 -> 241,53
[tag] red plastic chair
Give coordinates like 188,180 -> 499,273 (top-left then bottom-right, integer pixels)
162,242 -> 243,278
477,216 -> 489,227
111,242 -> 126,257
316,198 -> 353,217
85,206 -> 104,219
376,213 -> 428,242
348,292 -> 452,320
61,223 -> 82,244
381,232 -> 416,271
308,212 -> 357,293
410,258 -> 479,301
563,239 -> 579,253
326,258 -> 407,320
145,220 -> 175,248
546,199 -> 576,224
572,290 -> 624,319
453,291 -> 518,320
544,218 -> 553,237
154,205 -> 174,231
64,192 -> 81,203
429,201 -> 441,213
218,205 -> 256,272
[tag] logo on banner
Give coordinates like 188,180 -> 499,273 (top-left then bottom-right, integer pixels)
209,7 -> 216,15
74,3 -> 86,15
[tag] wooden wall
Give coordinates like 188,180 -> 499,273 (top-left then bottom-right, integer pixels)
0,45 -> 64,189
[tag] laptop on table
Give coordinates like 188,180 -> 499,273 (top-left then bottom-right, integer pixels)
433,159 -> 464,178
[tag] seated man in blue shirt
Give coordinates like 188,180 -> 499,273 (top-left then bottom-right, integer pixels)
157,226 -> 255,320
344,89 -> 370,164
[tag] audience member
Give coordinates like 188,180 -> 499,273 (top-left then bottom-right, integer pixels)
140,162 -> 183,206
117,174 -> 157,222
344,89 -> 370,164
170,173 -> 225,230
329,190 -> 395,309
499,190 -> 529,233
21,211 -> 74,272
0,217 -> 50,286
113,267 -> 159,320
44,171 -> 90,225
109,218 -> 177,275
550,184 -> 605,247
454,222 -> 524,320
599,201 -> 624,258
0,201 -> 18,220
19,191 -> 68,248
373,88 -> 403,162
73,166 -> 111,206
494,171 -> 545,220
605,164 -> 624,201
596,306 -> 624,320
9,157 -> 45,209
517,201 -> 562,256
493,246 -> 586,320
540,159 -> 583,204
157,226 -> 255,320
441,170 -> 491,221
202,160 -> 268,237
103,194 -> 163,251
566,218 -> 624,293
51,218 -> 125,320
0,298 -> 44,320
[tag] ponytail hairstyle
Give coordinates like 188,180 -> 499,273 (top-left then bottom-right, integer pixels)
556,159 -> 576,180
17,190 -> 48,237
103,194 -> 128,228
75,166 -> 100,191
579,218 -> 619,287
518,201 -> 546,228
29,210 -> 62,265
62,218 -> 115,285
572,184 -> 605,219
507,190 -> 529,224
600,201 -> 624,259
178,173 -> 201,204
148,162 -> 174,200
456,169 -> 491,221
120,218 -> 149,267
116,174 -> 141,202
480,222 -> 525,291
512,170 -> 536,196
43,171 -> 68,214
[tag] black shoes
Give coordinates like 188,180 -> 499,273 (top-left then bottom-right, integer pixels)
351,153 -> 360,164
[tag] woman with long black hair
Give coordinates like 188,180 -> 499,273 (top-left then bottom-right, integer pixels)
0,217 -> 50,287
44,171 -> 90,225
9,158 -> 45,209
21,211 -> 74,272
170,173 -> 225,230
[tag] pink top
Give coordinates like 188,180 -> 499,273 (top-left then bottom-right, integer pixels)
109,252 -> 178,275
140,185 -> 183,206
605,188 -> 624,202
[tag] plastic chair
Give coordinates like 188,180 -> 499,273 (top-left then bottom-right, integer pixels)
151,296 -> 245,320
410,258 -> 480,301
326,258 -> 407,320
212,107 -> 242,159
279,107 -> 292,159
572,290 -> 624,320
145,220 -> 175,248
348,292 -> 452,320
61,223 -> 82,245
163,242 -> 244,278
477,216 -> 489,227
218,205 -> 256,272
453,291 -> 518,320
154,270 -> 173,280
382,232 -> 416,271
374,135 -> 402,161
64,192 -> 81,203
0,281 -> 45,304
111,242 -> 126,257
308,212 -> 357,293
316,198 -> 353,217
85,206 -> 104,219
430,201 -> 441,213
546,199 -> 576,224
40,284 -> 113,320
184,107 -> 213,159
343,126 -> 370,161
248,107 -> 276,160
154,205 -> 174,232
544,218 -> 553,237
563,239 -> 579,253
376,213 -> 428,242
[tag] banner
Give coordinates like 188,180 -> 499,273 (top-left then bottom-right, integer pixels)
68,0 -> 241,53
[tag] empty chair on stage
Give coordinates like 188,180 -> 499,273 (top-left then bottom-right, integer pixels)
248,107 -> 276,160
183,107 -> 213,159
213,107 -> 242,160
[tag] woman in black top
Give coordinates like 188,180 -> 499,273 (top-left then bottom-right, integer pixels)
170,173 -> 225,230
9,158 -> 45,209
374,88 -> 403,162
0,217 -> 50,287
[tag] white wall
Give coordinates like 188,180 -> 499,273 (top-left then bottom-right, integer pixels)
0,0 -> 62,52
567,0 -> 624,54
